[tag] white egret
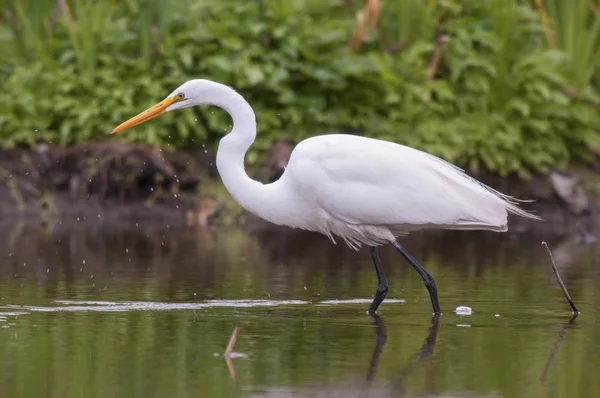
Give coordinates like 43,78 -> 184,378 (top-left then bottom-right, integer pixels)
112,79 -> 541,315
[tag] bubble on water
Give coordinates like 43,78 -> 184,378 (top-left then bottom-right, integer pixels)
495,314 -> 501,317
225,352 -> 248,359
454,306 -> 472,316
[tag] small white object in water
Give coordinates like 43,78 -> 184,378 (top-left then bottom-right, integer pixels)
456,324 -> 471,328
225,352 -> 249,359
495,314 -> 500,317
454,306 -> 472,315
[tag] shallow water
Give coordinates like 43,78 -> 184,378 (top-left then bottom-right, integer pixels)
0,220 -> 598,398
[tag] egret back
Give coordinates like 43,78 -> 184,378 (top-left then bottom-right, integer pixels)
282,134 -> 539,246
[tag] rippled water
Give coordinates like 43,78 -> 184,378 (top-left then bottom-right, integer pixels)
0,219 -> 598,397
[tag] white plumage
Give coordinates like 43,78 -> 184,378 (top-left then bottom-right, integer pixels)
279,134 -> 537,249
112,79 -> 541,315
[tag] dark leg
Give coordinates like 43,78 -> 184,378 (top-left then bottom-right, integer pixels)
368,247 -> 388,315
391,240 -> 441,315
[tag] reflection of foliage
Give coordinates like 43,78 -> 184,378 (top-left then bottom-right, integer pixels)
0,0 -> 599,177
0,223 -> 598,397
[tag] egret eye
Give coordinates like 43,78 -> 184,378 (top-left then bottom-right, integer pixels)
177,93 -> 185,100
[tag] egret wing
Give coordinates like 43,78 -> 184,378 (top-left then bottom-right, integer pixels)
287,135 -> 511,229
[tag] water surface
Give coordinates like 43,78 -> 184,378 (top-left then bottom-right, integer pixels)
0,219 -> 598,397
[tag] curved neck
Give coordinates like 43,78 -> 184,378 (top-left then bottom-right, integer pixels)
213,84 -> 280,221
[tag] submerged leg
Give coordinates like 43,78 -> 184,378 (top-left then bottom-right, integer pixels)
391,240 -> 441,315
368,247 -> 389,315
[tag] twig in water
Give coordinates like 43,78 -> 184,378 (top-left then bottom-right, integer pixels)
225,327 -> 239,356
540,315 -> 577,385
542,242 -> 580,315
224,327 -> 240,382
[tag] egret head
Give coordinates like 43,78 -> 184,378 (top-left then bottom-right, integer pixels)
111,79 -> 213,134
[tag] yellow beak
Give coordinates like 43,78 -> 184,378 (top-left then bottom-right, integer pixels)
111,95 -> 179,134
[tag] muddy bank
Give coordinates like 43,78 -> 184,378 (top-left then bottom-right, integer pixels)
0,141 -> 598,233
0,142 -> 219,223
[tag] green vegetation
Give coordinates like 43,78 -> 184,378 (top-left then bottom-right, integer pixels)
0,0 -> 599,177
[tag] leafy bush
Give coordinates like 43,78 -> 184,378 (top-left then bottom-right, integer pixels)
0,0 -> 598,177
539,0 -> 600,93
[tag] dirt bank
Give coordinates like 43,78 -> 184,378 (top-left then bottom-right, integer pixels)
0,141 -> 598,234
0,142 -> 218,223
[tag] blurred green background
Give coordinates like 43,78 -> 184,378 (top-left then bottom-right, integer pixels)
0,0 -> 599,177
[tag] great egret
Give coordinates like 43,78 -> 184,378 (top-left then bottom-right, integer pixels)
112,79 -> 541,315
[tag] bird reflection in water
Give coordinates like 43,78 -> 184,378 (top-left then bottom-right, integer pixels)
364,315 -> 440,396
